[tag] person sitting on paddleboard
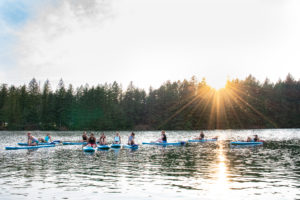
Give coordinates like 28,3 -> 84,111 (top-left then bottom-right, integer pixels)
44,133 -> 52,143
128,132 -> 136,145
253,135 -> 259,142
28,135 -> 39,146
156,131 -> 167,143
99,133 -> 107,145
246,137 -> 252,142
194,131 -> 205,140
82,132 -> 88,142
114,132 -> 121,144
87,133 -> 97,148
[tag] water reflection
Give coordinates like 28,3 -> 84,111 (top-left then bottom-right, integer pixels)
0,130 -> 300,200
208,141 -> 230,198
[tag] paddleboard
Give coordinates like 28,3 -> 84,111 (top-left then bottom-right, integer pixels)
142,141 -> 186,146
111,144 -> 121,148
98,145 -> 110,150
5,145 -> 55,150
230,141 -> 263,145
18,142 -> 56,146
188,139 -> 217,142
83,146 -> 96,152
63,142 -> 87,145
123,144 -> 139,149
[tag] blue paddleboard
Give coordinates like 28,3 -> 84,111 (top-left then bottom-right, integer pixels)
63,142 -> 87,145
98,145 -> 110,150
83,146 -> 96,152
18,142 -> 56,146
142,141 -> 186,146
123,144 -> 139,149
188,139 -> 217,142
110,144 -> 121,148
230,141 -> 263,145
5,145 -> 55,150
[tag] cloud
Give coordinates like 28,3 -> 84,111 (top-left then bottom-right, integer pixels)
1,0 -> 300,89
6,0 -> 113,86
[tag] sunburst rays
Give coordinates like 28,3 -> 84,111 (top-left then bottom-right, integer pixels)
158,80 -> 278,129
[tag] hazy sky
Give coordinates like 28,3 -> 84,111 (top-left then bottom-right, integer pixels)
0,0 -> 300,90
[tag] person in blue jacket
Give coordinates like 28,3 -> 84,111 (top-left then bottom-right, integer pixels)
114,132 -> 121,144
44,133 -> 52,143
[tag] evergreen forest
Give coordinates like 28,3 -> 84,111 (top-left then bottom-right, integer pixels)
0,74 -> 299,130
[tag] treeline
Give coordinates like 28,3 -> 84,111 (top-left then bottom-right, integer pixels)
0,74 -> 299,130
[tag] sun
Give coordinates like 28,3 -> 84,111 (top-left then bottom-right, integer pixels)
207,78 -> 226,90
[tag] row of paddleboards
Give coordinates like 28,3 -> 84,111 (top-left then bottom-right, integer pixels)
5,140 -> 61,150
65,139 -> 218,146
5,139 -> 264,150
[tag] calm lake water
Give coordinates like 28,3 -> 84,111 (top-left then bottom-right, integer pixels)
0,129 -> 300,200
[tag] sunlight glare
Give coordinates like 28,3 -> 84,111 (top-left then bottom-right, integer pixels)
207,78 -> 226,90
208,143 -> 230,199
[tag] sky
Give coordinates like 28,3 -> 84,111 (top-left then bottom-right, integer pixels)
0,0 -> 300,90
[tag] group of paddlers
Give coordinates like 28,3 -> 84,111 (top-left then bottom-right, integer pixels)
26,130 -> 260,147
82,131 -> 136,148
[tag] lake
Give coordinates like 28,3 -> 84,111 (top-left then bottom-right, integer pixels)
0,129 -> 300,200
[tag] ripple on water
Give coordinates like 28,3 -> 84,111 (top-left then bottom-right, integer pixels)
0,130 -> 300,200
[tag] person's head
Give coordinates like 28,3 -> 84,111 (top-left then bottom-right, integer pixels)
101,132 -> 105,136
131,132 -> 135,136
27,132 -> 31,136
83,132 -> 87,135
47,133 -> 50,136
161,130 -> 165,135
90,133 -> 94,137
254,135 -> 258,138
116,132 -> 120,136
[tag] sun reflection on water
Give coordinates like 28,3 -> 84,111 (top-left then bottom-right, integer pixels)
210,142 -> 230,198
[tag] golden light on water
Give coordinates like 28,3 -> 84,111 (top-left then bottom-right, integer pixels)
209,142 -> 230,198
